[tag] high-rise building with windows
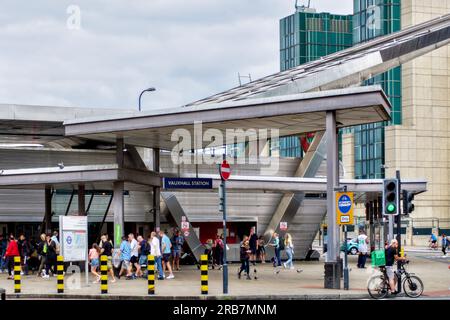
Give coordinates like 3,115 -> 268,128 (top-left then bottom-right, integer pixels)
278,7 -> 353,157
351,0 -> 402,179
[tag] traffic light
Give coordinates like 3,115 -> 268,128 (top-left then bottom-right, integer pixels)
383,179 -> 399,215
402,190 -> 415,215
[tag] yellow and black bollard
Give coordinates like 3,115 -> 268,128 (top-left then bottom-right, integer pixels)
14,256 -> 21,293
56,255 -> 64,293
147,255 -> 155,295
200,254 -> 208,295
100,255 -> 108,294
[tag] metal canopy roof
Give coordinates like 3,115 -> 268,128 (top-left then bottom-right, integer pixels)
186,14 -> 450,106
64,86 -> 391,150
0,164 -> 160,191
0,104 -> 133,147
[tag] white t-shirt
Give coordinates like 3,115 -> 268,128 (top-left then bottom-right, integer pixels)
150,237 -> 161,257
130,239 -> 139,257
357,234 -> 368,254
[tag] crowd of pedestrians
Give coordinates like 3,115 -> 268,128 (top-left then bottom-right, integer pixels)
0,231 -> 60,279
86,229 -> 185,282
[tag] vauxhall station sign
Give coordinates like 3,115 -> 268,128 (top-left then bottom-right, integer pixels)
163,177 -> 213,190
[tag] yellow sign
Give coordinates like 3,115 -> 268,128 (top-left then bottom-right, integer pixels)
336,192 -> 354,225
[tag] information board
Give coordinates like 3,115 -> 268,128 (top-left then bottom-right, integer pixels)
59,216 -> 88,262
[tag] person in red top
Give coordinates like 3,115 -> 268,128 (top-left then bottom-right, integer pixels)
4,234 -> 20,279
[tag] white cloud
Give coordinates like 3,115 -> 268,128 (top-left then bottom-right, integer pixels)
0,0 -> 353,110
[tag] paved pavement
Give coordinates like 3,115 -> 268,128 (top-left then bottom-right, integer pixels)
0,253 -> 448,299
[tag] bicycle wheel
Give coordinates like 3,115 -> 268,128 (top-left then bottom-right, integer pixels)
367,275 -> 389,299
403,275 -> 424,298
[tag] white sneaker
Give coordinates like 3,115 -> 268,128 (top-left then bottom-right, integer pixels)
20,271 -> 24,275
43,274 -> 50,279
166,274 -> 175,279
283,262 -> 287,269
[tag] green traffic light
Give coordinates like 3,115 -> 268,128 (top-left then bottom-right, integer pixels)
387,203 -> 396,213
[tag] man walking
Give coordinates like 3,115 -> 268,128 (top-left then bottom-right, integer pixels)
118,236 -> 132,280
0,234 -> 8,273
171,229 -> 183,271
100,234 -> 116,283
249,227 -> 258,266
150,232 -> 164,280
18,234 -> 31,275
356,229 -> 369,268
159,230 -> 174,279
442,234 -> 449,257
129,233 -> 140,279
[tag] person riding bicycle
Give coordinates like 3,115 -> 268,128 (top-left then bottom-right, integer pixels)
385,239 -> 407,295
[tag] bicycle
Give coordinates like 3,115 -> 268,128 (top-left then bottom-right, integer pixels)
367,260 -> 424,299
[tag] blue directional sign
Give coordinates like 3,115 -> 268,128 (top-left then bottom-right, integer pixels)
336,192 -> 354,225
163,177 -> 213,190
66,235 -> 72,245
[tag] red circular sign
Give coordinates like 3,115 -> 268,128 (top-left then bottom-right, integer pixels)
220,160 -> 231,180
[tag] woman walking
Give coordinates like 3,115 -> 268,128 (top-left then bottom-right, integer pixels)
89,243 -> 101,283
37,233 -> 48,277
44,234 -> 57,278
4,234 -> 20,279
283,233 -> 302,273
237,236 -> 252,280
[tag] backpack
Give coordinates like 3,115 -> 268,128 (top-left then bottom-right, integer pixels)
278,237 -> 285,251
141,241 -> 150,255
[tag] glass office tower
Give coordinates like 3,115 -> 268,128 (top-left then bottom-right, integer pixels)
279,8 -> 353,157
352,0 -> 401,179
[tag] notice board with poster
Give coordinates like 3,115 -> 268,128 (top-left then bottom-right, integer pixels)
59,216 -> 88,262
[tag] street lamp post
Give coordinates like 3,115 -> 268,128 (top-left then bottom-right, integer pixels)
138,87 -> 156,111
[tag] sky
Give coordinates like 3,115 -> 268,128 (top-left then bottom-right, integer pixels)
0,0 -> 353,110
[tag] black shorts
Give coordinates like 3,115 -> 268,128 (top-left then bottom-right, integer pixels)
130,256 -> 138,264
431,240 -> 437,244
162,253 -> 171,262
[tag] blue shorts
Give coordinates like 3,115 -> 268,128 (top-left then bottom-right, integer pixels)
172,250 -> 181,258
91,258 -> 99,267
139,255 -> 148,266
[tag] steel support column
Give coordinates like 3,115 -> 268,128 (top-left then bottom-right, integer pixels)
114,138 -> 125,248
113,181 -> 124,248
153,148 -> 161,232
78,184 -> 86,216
44,186 -> 52,234
324,110 -> 340,289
